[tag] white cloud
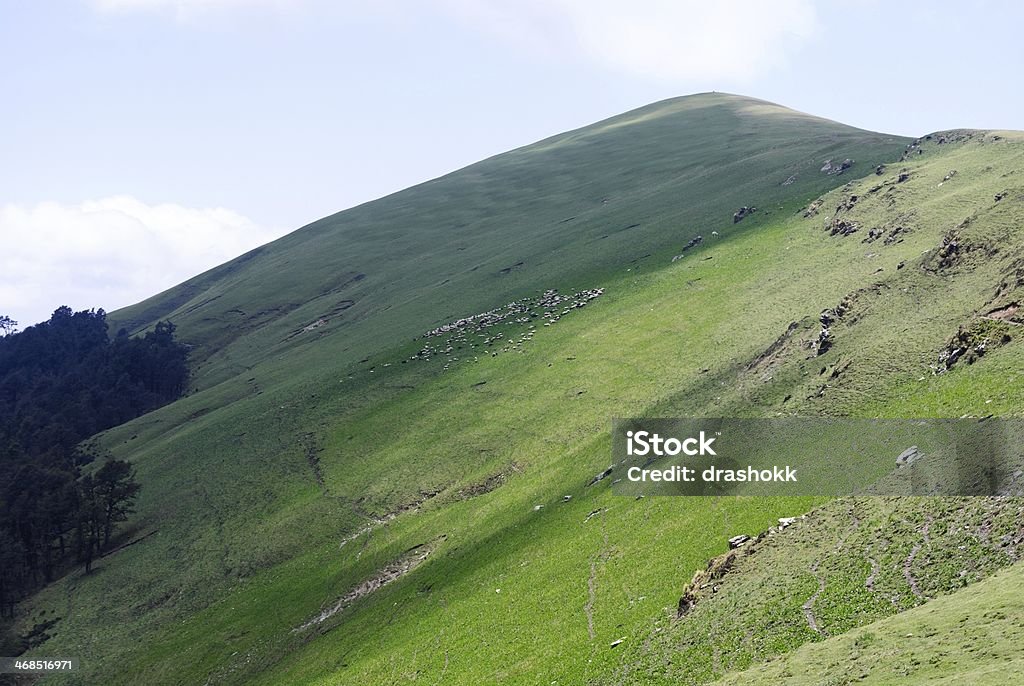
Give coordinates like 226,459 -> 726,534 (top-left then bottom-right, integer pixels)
0,196 -> 287,328
442,0 -> 819,82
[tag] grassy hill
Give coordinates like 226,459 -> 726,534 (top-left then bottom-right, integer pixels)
11,94 -> 1024,685
712,556 -> 1024,685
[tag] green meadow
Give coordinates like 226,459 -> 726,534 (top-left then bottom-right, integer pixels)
13,94 -> 1024,684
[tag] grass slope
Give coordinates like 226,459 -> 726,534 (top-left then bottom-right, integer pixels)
14,101 -> 1024,685
111,92 -> 904,391
711,559 -> 1024,685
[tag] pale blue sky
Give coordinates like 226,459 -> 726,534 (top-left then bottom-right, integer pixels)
1,0 -> 1022,325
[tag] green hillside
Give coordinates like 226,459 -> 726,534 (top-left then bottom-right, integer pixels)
11,95 -> 1024,685
111,93 -> 904,388
713,555 -> 1024,685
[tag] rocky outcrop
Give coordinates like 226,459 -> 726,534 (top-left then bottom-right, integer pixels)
733,207 -> 757,223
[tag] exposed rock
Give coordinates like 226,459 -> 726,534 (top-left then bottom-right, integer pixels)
896,446 -> 922,467
995,191 -> 1008,202
728,534 -> 751,549
898,171 -> 912,183
985,302 -> 1020,322
827,218 -> 860,237
815,327 -> 833,356
803,200 -> 822,218
588,466 -> 614,486
937,321 -> 1013,371
883,226 -> 910,245
778,517 -> 798,529
733,206 -> 757,224
875,164 -> 886,175
682,235 -> 704,251
295,538 -> 444,631
863,227 -> 884,243
677,550 -> 738,617
562,495 -> 572,502
942,170 -> 958,183
834,195 -> 858,214
822,158 -> 855,175
583,508 -> 606,523
610,638 -> 625,648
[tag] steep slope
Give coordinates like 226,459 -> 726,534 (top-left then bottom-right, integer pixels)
15,102 -> 1024,685
712,559 -> 1024,685
240,130 -> 1024,686
111,92 -> 905,390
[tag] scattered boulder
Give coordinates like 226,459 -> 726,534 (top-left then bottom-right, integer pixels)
821,158 -> 855,175
815,327 -> 833,356
827,218 -> 860,236
588,466 -> 614,486
778,517 -> 798,529
896,446 -> 921,467
930,234 -> 963,271
898,170 -> 912,183
834,195 -> 858,214
733,206 -> 757,223
937,321 -> 1012,371
562,495 -> 572,502
803,200 -> 822,218
942,170 -> 958,183
875,164 -> 886,175
995,191 -> 1007,202
728,534 -> 751,549
862,227 -> 884,243
610,638 -> 625,648
883,226 -> 910,245
683,234 -> 704,251
677,550 -> 738,617
583,508 -> 606,523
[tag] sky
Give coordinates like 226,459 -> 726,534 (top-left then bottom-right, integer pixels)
1,0 -> 1022,327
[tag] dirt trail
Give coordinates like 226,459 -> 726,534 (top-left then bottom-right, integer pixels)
865,555 -> 880,591
803,503 -> 861,634
584,508 -> 611,643
294,537 -> 443,632
585,560 -> 597,641
903,516 -> 933,599
802,560 -> 826,634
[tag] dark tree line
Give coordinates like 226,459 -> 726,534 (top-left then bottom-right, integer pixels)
0,307 -> 188,617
